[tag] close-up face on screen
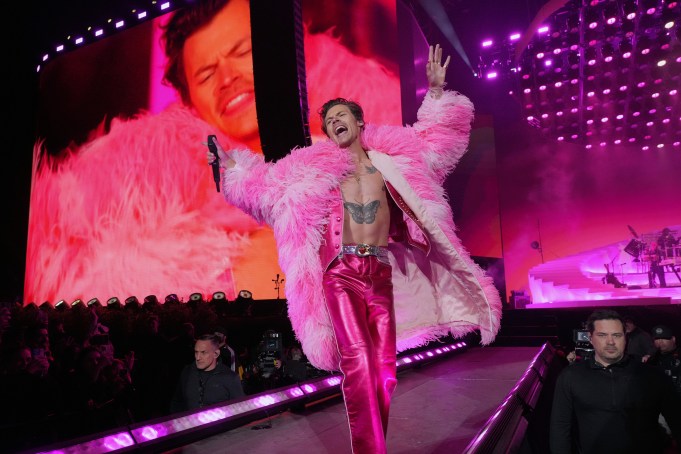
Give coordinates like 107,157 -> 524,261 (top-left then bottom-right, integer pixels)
25,0 -> 403,305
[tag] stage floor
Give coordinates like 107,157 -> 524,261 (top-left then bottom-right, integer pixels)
164,346 -> 539,454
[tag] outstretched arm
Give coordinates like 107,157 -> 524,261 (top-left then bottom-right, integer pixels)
207,137 -> 277,225
413,44 -> 474,181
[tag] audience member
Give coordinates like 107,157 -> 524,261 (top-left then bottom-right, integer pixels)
550,309 -> 681,454
648,325 -> 681,394
624,315 -> 656,359
215,326 -> 238,373
170,334 -> 244,412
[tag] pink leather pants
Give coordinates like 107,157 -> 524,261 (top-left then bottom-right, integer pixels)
323,254 -> 397,454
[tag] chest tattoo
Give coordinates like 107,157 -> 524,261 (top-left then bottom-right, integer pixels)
344,200 -> 380,224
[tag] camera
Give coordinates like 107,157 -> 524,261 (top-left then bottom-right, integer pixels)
573,329 -> 593,361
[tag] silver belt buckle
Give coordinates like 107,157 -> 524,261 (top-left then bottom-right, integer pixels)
355,243 -> 372,257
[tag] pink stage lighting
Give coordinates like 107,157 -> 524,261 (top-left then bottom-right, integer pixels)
486,72 -> 498,79
538,26 -> 549,34
482,39 -> 493,47
510,33 -> 521,41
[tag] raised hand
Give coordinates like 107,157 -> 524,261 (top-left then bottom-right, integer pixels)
426,44 -> 450,89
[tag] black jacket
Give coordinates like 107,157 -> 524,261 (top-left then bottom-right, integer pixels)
170,362 -> 245,412
550,355 -> 681,454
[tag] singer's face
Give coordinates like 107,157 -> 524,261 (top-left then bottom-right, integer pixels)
184,0 -> 258,148
324,104 -> 363,149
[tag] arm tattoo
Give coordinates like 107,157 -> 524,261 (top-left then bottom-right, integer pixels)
365,164 -> 377,174
344,200 -> 380,224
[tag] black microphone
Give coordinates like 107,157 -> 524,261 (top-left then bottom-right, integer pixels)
207,134 -> 221,192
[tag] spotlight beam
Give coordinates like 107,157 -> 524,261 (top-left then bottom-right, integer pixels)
417,0 -> 474,74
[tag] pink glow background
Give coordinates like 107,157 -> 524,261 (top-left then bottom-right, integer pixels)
496,121 -> 681,300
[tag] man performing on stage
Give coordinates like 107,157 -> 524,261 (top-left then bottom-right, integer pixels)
208,44 -> 501,453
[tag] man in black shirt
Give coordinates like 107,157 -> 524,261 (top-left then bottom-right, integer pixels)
170,334 -> 244,412
648,325 -> 681,395
550,310 -> 681,454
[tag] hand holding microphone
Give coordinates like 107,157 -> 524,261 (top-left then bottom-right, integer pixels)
206,135 -> 235,192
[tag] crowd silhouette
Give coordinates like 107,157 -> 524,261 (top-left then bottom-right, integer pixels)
0,294 -> 321,452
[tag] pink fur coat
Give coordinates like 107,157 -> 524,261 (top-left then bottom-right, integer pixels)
222,90 -> 502,371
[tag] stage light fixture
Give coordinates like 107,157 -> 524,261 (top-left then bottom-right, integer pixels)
144,294 -> 159,305
164,293 -> 180,304
212,291 -> 227,301
107,297 -> 121,307
125,296 -> 140,305
87,298 -> 100,307
238,290 -> 253,299
72,299 -> 83,307
189,292 -> 204,302
604,3 -> 620,24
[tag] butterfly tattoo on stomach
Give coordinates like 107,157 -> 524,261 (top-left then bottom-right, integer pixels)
344,200 -> 380,224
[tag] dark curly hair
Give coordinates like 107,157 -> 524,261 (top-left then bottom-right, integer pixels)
161,0 -> 232,105
318,98 -> 365,137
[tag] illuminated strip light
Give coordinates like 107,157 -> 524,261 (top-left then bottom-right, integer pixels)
160,2 -> 171,10
115,20 -> 125,28
38,342 -> 467,453
137,11 -> 147,20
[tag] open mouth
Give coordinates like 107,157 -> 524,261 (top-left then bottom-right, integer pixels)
334,125 -> 348,136
221,91 -> 255,117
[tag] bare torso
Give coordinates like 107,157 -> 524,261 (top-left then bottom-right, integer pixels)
340,157 -> 390,247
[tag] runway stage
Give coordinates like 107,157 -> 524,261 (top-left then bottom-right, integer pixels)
164,346 -> 539,454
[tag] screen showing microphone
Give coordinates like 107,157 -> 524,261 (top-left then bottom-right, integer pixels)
207,134 -> 221,192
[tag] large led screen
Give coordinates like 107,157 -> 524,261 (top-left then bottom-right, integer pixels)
25,0 -> 402,304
